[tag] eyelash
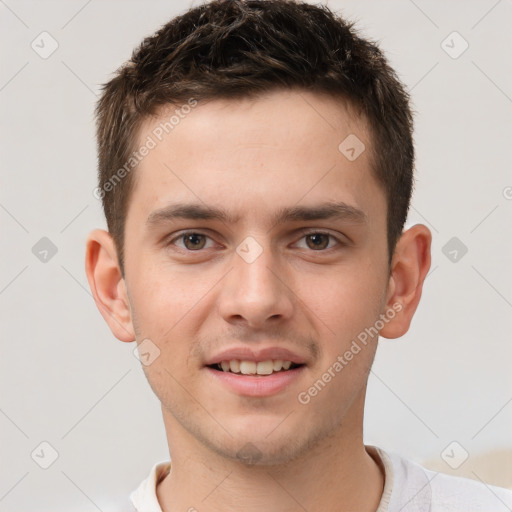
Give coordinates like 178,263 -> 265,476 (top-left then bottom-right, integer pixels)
166,230 -> 344,252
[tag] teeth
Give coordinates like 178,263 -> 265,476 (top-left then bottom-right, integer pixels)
217,359 -> 297,375
239,361 -> 257,375
256,360 -> 274,375
273,360 -> 283,371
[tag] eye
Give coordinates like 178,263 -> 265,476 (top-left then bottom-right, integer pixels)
166,230 -> 343,253
295,232 -> 341,251
169,232 -> 216,251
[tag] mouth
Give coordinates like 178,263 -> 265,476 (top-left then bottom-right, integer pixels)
207,359 -> 304,376
204,347 -> 308,396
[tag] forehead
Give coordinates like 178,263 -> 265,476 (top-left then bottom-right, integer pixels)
128,89 -> 383,227
140,89 -> 370,160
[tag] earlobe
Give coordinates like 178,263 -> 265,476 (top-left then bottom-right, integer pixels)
379,224 -> 432,339
85,229 -> 136,342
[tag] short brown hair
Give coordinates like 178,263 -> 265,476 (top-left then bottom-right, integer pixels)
94,0 -> 414,276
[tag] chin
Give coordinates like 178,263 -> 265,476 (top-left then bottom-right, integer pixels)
203,424 -> 330,468
221,439 -> 305,467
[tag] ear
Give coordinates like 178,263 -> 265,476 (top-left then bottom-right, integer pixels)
379,224 -> 432,339
85,229 -> 135,342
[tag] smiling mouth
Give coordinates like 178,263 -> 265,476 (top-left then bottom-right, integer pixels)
208,359 -> 303,376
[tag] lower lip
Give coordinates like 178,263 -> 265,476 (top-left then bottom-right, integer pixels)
205,366 -> 305,397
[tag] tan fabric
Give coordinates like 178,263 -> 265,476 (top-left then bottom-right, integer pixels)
129,445 -> 512,512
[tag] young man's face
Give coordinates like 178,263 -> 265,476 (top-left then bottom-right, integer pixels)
95,89 -> 412,465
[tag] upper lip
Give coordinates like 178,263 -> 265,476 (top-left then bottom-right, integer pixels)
205,346 -> 308,366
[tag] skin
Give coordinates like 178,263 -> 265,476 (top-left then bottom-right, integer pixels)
85,89 -> 431,511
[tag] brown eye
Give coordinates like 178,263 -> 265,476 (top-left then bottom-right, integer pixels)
182,233 -> 207,250
305,233 -> 330,250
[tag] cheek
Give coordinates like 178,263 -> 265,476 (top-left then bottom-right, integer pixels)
129,259 -> 206,330
128,274 -> 199,398
301,262 -> 386,335
127,262 -> 218,380
301,271 -> 383,405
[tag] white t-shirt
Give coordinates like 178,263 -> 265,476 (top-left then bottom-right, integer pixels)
130,445 -> 512,511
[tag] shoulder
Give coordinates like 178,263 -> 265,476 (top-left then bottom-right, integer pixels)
425,465 -> 512,512
374,446 -> 512,512
130,460 -> 171,512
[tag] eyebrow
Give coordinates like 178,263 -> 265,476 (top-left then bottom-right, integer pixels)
146,201 -> 367,229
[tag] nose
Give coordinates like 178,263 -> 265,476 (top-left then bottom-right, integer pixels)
217,239 -> 295,330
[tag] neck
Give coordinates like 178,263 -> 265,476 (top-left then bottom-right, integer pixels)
156,398 -> 385,512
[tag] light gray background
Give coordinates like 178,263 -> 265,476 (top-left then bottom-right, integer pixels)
1,0 -> 511,510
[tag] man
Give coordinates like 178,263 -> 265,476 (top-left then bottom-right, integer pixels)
85,0 -> 512,510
